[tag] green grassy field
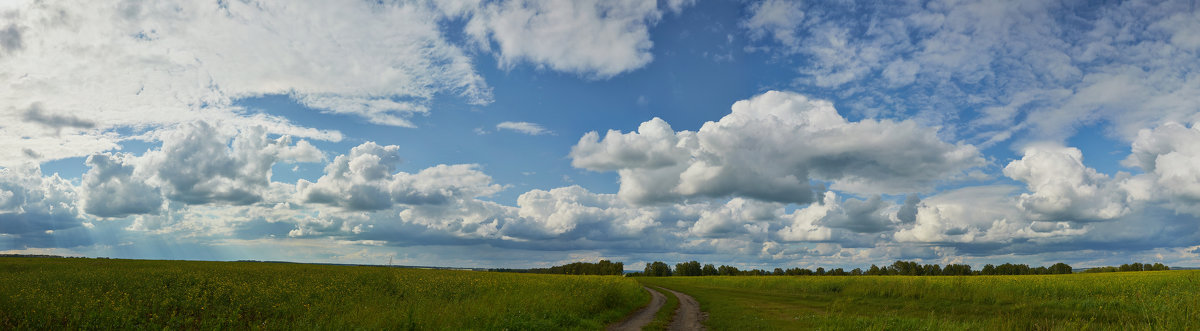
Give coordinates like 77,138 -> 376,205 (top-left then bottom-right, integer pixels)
638,271 -> 1200,330
0,258 -> 646,329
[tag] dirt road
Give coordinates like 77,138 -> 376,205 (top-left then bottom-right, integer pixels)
607,285 -> 706,331
659,287 -> 706,331
607,286 -> 666,331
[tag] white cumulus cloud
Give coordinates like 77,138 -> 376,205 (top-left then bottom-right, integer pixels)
1004,145 -> 1132,221
570,91 -> 985,205
297,142 -> 503,212
1125,122 -> 1200,215
81,153 -> 162,218
0,164 -> 82,236
76,121 -> 323,218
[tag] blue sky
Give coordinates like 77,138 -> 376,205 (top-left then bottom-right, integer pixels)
3,0 -> 1200,270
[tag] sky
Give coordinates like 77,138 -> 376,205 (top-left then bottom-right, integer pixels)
2,0 -> 1200,270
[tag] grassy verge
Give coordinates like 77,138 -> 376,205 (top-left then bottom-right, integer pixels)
638,271 -> 1200,330
0,257 -> 645,330
641,285 -> 680,331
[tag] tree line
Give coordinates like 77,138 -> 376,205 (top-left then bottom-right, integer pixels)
489,260 -> 624,275
1082,262 -> 1170,273
627,260 -> 1157,277
489,259 -> 1170,277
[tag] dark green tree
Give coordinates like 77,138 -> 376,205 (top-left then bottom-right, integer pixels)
867,264 -> 882,276
717,265 -> 740,276
675,261 -> 702,276
981,264 -> 996,275
1048,263 -> 1072,274
644,261 -> 672,277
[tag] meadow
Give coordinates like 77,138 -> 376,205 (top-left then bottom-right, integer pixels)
0,258 -> 645,329
638,271 -> 1200,330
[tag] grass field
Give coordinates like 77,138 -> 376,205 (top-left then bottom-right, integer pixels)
0,258 -> 646,329
638,271 -> 1200,330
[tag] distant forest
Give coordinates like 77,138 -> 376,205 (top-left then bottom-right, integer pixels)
630,260 -> 1171,277
488,260 -> 624,275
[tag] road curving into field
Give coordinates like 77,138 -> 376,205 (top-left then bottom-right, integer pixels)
660,287 -> 706,331
607,286 -> 666,331
607,285 -> 706,331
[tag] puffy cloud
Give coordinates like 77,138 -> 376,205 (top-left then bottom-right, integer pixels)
75,121 -> 323,218
776,192 -> 837,242
774,191 -> 899,244
297,142 -> 402,211
1003,145 -> 1131,221
510,185 -> 658,240
690,198 -> 778,239
140,122 -> 322,206
571,117 -> 689,171
496,121 -> 552,135
81,153 -> 161,218
0,165 -> 83,236
882,137 -> 1200,256
894,185 -> 1028,244
1125,122 -> 1200,215
297,142 -> 503,211
821,195 -> 893,234
570,91 -> 984,204
885,182 -> 1200,257
465,0 -> 660,78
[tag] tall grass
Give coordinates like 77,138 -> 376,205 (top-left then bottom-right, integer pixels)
639,271 -> 1200,330
0,258 -> 646,329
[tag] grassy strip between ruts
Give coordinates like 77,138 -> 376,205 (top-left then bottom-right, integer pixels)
640,285 -> 680,331
0,257 -> 645,330
638,271 -> 1200,330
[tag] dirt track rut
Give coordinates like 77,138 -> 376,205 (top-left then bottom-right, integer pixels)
606,286 -> 666,331
660,287 -> 705,331
607,285 -> 705,331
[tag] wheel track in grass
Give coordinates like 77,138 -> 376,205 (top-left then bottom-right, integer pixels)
660,286 -> 706,331
607,285 -> 705,331
607,286 -> 665,331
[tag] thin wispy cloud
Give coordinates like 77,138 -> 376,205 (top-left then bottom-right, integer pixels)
496,121 -> 552,136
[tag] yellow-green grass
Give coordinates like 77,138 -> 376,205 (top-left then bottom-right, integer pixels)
638,271 -> 1200,330
642,285 -> 680,331
0,258 -> 646,330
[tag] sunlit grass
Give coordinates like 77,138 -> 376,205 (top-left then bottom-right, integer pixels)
638,271 -> 1200,330
0,258 -> 645,329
